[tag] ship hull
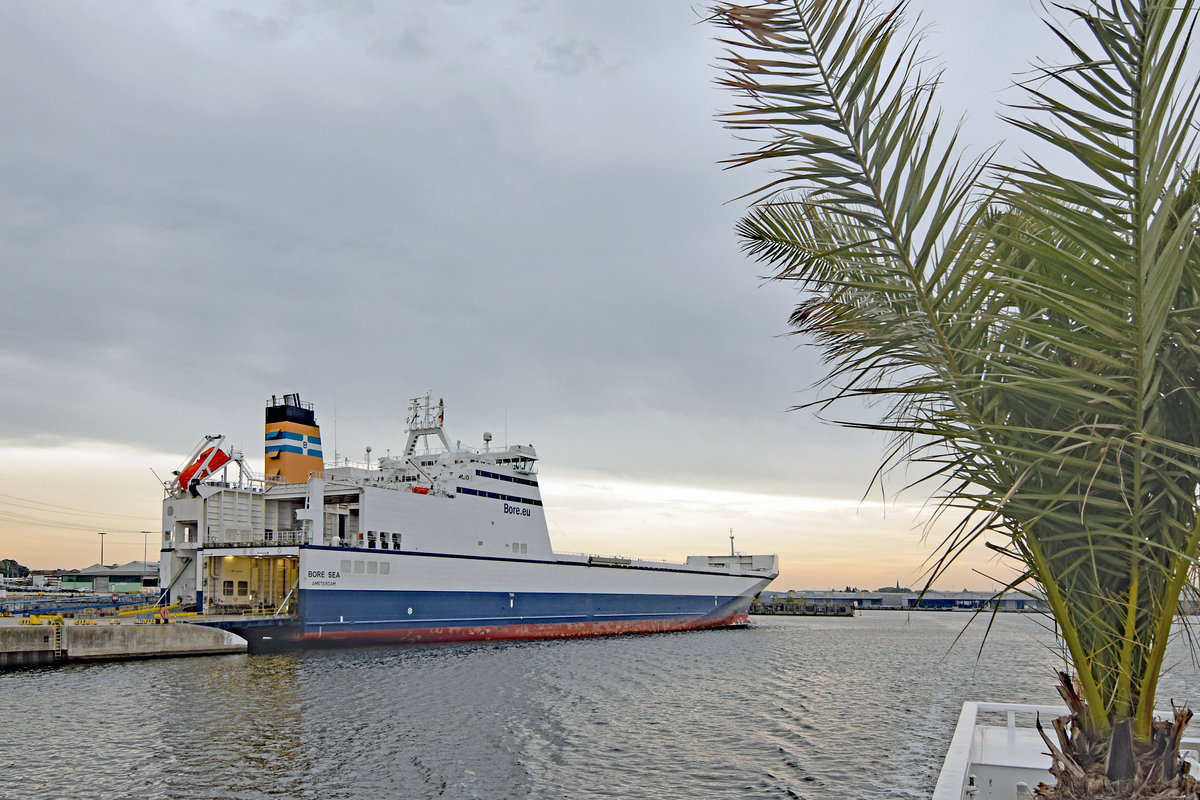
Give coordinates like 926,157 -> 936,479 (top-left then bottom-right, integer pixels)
203,546 -> 770,651
225,606 -> 752,651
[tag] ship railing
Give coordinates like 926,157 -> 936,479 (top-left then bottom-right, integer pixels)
556,551 -> 699,569
932,702 -> 1200,800
588,555 -> 632,566
263,473 -> 317,486
556,551 -> 633,563
195,477 -> 270,493
969,700 -> 1200,732
271,529 -> 309,545
262,472 -> 327,486
204,529 -> 310,548
206,602 -> 298,618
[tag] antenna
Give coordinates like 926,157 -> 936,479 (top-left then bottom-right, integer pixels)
729,528 -> 735,557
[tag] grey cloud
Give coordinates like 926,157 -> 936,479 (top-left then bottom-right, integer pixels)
368,29 -> 433,64
213,4 -> 308,41
0,0 -> 1047,505
534,38 -> 616,77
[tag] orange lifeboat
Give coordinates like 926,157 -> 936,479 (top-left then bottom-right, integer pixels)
177,447 -> 232,490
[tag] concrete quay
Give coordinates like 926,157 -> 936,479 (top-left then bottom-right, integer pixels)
0,617 -> 247,669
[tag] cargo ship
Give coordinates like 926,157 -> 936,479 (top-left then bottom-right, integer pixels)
158,393 -> 778,649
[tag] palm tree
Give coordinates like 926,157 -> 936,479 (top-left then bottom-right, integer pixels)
713,0 -> 1200,796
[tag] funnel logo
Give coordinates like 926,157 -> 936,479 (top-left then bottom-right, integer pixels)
265,430 -> 323,459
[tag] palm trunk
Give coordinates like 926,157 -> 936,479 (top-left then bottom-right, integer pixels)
1034,673 -> 1198,799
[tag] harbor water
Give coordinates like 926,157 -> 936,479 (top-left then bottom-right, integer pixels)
4,611 -> 1200,799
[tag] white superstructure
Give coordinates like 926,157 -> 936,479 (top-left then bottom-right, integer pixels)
157,393 -> 779,648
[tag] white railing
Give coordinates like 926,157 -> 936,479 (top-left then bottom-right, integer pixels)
204,529 -> 309,548
932,701 -> 1200,800
932,702 -> 1061,800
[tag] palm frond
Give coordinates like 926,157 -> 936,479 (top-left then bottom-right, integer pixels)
717,0 -> 1200,742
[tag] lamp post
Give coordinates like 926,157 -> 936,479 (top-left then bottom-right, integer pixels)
98,531 -> 107,566
140,530 -> 153,593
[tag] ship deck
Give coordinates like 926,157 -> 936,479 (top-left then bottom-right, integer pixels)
933,702 -> 1200,800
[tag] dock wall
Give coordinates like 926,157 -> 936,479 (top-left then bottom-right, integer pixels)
0,622 -> 246,669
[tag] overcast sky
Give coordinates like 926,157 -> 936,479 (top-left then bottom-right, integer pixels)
0,1 -> 1060,589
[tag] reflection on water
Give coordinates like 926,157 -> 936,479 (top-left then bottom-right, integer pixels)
2,612 -> 1198,799
155,654 -> 307,798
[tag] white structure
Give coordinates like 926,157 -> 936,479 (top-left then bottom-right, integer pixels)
934,702 -> 1200,799
158,393 -> 779,649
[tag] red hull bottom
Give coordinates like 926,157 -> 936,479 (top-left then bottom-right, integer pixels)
295,612 -> 752,645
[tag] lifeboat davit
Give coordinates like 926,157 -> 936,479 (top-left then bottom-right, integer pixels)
177,447 -> 232,490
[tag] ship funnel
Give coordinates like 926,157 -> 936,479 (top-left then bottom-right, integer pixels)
265,392 -> 323,484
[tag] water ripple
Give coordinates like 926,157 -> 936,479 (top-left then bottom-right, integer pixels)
3,612 -> 1198,799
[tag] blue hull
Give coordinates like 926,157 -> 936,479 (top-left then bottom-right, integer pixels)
217,588 -> 753,649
